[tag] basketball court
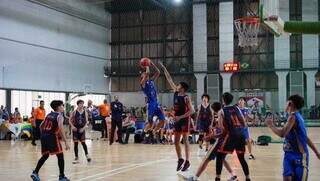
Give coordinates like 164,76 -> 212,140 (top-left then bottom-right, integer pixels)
0,0 -> 320,181
0,128 -> 320,181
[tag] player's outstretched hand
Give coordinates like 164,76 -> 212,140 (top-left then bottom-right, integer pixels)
65,143 -> 70,151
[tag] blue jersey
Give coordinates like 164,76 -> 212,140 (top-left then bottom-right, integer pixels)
142,80 -> 158,105
283,112 -> 308,154
240,107 -> 250,118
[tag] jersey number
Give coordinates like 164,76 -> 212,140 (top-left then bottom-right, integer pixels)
42,121 -> 52,131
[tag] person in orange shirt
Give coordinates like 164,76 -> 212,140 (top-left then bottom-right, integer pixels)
99,99 -> 111,138
98,99 -> 110,139
32,100 -> 46,146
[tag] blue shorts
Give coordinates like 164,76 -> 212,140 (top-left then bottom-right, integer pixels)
283,152 -> 309,181
197,120 -> 211,133
148,103 -> 165,123
244,127 -> 250,139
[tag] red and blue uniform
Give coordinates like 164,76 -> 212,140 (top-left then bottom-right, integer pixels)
142,80 -> 165,122
283,112 -> 309,181
40,112 -> 62,155
72,111 -> 86,143
173,92 -> 190,133
219,105 -> 246,154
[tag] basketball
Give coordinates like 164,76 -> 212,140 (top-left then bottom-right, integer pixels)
140,57 -> 151,68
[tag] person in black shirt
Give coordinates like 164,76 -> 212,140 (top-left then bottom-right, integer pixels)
110,96 -> 124,145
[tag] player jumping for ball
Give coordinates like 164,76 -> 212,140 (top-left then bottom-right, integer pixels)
140,58 -> 166,136
266,95 -> 320,181
160,62 -> 194,172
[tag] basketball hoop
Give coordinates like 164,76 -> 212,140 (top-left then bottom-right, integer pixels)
234,17 -> 260,47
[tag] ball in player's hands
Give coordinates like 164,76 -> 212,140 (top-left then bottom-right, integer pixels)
140,57 -> 151,68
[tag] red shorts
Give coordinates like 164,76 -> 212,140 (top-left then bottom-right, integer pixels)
41,133 -> 63,155
174,118 -> 190,133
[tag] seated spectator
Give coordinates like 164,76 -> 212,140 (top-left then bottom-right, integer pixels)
122,112 -> 136,144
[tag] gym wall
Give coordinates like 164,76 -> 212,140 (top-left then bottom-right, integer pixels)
0,0 -> 111,94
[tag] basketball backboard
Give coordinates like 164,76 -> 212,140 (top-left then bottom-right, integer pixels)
259,0 -> 286,36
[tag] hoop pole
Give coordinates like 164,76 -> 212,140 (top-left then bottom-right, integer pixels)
284,21 -> 320,34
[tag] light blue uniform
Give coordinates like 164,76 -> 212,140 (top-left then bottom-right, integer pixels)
240,107 -> 250,139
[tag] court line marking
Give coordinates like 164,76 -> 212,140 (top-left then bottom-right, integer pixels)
73,158 -> 175,181
46,163 -> 141,181
90,158 -> 176,181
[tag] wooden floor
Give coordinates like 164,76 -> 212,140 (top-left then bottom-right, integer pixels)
1,128 -> 320,181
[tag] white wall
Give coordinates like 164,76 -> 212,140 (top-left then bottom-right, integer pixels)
0,0 -> 111,93
69,93 -> 107,107
0,90 -> 5,107
11,90 -> 66,116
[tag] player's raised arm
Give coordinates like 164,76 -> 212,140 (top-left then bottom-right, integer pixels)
140,71 -> 148,88
150,60 -> 160,81
159,62 -> 177,91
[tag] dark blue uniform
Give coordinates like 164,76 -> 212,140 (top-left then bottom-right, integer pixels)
283,112 -> 309,181
142,80 -> 165,122
173,92 -> 190,133
219,105 -> 246,154
40,112 -> 62,155
110,101 -> 124,143
72,110 -> 86,142
197,104 -> 212,133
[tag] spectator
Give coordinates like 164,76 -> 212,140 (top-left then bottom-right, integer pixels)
2,107 -> 9,121
86,100 -> 94,124
122,112 -> 136,144
31,100 -> 46,146
0,105 -> 4,119
13,107 -> 21,123
98,99 -> 111,139
110,96 -> 124,145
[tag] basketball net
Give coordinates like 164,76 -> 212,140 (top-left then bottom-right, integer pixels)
234,17 -> 260,47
